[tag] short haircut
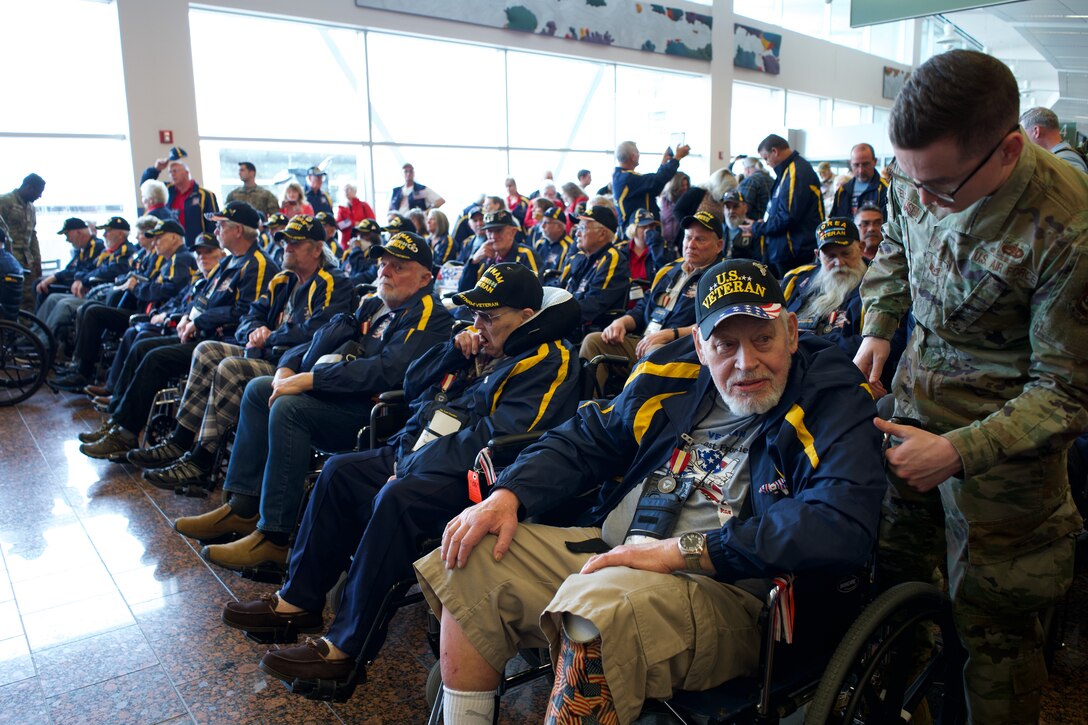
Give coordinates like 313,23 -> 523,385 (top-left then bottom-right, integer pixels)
140,179 -> 169,205
890,50 -> 1018,157
533,197 -> 555,211
135,214 -> 160,232
577,169 -> 591,179
856,201 -> 882,215
757,134 -> 790,154
851,143 -> 876,159
615,141 -> 638,164
22,173 -> 45,188
1019,106 -> 1059,131
402,163 -> 414,171
238,161 -> 256,173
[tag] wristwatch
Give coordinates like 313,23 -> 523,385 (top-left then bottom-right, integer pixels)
677,531 -> 706,572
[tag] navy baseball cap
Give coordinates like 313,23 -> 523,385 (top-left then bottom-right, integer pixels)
682,209 -> 724,239
633,208 -> 659,227
816,218 -> 861,249
370,231 -> 433,269
274,215 -> 325,244
723,190 -> 745,205
206,201 -> 261,229
98,216 -> 130,231
265,212 -> 289,228
167,146 -> 188,162
452,262 -> 542,311
314,211 -> 337,228
579,205 -> 617,233
57,218 -> 88,235
147,219 -> 185,238
482,209 -> 517,230
353,218 -> 382,235
193,232 -> 221,250
696,258 -> 786,339
541,206 -> 567,223
384,214 -> 413,233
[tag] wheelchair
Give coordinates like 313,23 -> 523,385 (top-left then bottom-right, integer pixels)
0,264 -> 53,406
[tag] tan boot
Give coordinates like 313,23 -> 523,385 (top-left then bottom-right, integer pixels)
201,530 -> 289,572
174,503 -> 257,543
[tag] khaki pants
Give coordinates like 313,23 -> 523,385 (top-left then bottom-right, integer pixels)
579,332 -> 639,392
414,523 -> 763,724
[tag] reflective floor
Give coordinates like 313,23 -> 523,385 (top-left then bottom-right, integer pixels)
0,390 -> 1083,723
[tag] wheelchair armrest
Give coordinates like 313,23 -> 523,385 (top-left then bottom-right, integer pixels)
48,284 -> 69,293
128,314 -> 151,325
486,431 -> 545,466
588,353 -> 631,367
377,390 -> 406,404
367,390 -> 410,450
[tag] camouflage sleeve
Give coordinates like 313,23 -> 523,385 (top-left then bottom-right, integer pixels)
859,184 -> 913,340
944,217 -> 1088,477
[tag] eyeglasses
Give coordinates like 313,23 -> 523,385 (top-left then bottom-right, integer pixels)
887,125 -> 1018,204
472,310 -> 510,325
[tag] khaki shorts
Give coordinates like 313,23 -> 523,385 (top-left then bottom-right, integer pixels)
414,523 -> 764,724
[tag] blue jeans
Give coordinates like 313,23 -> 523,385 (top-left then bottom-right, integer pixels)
222,376 -> 370,533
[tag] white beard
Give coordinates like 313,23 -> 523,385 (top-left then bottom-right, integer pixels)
801,264 -> 865,321
719,372 -> 787,415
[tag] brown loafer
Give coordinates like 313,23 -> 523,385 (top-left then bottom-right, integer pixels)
174,503 -> 257,543
201,530 -> 288,572
260,637 -> 354,684
84,384 -> 111,397
222,593 -> 323,638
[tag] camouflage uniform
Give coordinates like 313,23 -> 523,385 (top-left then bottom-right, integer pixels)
225,185 -> 280,218
861,138 -> 1088,724
0,188 -> 41,309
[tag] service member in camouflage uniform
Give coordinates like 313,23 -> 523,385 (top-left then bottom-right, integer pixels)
225,162 -> 280,218
853,50 -> 1088,724
0,173 -> 45,309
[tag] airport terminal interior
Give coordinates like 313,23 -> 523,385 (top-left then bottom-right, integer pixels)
1,0 -> 1086,723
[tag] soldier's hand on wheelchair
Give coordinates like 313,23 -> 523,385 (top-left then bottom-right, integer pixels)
441,488 -> 520,570
874,416 -> 962,493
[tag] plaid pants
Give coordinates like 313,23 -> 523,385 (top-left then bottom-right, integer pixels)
174,340 -> 274,450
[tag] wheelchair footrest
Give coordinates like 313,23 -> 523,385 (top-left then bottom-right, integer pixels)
174,483 -> 213,498
283,668 -> 364,702
235,563 -> 287,584
243,623 -> 308,645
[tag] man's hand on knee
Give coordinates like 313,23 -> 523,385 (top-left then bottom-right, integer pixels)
442,488 -> 521,569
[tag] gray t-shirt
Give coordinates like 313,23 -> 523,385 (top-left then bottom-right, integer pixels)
602,391 -> 760,547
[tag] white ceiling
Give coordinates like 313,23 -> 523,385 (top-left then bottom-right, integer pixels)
945,0 -> 1088,135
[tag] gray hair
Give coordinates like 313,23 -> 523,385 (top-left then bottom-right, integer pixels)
135,214 -> 160,232
704,168 -> 738,201
140,179 -> 168,206
615,141 -> 638,164
1019,106 -> 1059,131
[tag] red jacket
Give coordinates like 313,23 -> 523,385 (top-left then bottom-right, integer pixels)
336,198 -> 376,248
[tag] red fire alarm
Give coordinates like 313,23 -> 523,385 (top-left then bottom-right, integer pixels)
159,130 -> 173,144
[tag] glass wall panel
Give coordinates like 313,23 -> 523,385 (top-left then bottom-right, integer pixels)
731,82 -> 785,157
785,91 -> 829,130
507,53 -> 614,151
191,11 -> 368,142
615,66 -> 709,161
508,150 -> 617,200
372,146 -> 508,219
832,100 -> 868,127
367,34 -> 506,147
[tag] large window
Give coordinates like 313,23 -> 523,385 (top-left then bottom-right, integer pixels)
189,9 -> 709,217
731,82 -> 785,157
0,0 -> 133,266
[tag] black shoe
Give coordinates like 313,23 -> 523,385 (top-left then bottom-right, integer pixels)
127,440 -> 187,469
143,453 -> 211,490
79,427 -> 138,461
52,372 -> 91,393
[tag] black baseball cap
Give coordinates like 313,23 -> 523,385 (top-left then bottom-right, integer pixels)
579,205 -> 617,233
265,212 -> 289,228
681,210 -> 724,239
193,232 -> 221,250
482,209 -> 517,230
696,258 -> 786,339
353,218 -> 382,235
99,216 -> 130,231
384,214 -> 413,233
467,205 -> 484,218
314,211 -> 337,228
206,201 -> 261,229
815,218 -> 861,249
541,206 -> 567,223
633,208 -> 659,227
274,215 -> 325,244
452,263 -> 543,311
370,231 -> 433,269
148,219 -> 186,238
57,218 -> 88,234
722,190 -> 745,205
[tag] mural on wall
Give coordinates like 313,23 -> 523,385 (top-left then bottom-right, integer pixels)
882,66 -> 911,100
733,23 -> 781,75
355,0 -> 713,60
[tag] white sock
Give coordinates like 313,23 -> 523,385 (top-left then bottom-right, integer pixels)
443,686 -> 496,724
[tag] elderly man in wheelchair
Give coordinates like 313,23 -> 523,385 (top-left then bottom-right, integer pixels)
415,258 -> 888,724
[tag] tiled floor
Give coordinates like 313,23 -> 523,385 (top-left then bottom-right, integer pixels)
0,389 -> 1084,723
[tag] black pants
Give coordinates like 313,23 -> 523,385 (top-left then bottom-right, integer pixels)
72,303 -> 131,378
112,341 -> 198,434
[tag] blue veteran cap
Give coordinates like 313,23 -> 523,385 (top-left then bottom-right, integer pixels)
696,258 -> 785,338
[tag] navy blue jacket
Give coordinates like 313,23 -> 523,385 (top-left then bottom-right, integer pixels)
344,246 -> 378,285
134,249 -> 165,280
627,261 -> 711,335
133,247 -> 198,305
390,182 -> 431,212
557,243 -> 629,331
236,264 -> 353,352
752,152 -> 824,273
496,335 -> 885,582
430,234 -> 460,268
391,289 -> 582,478
306,187 -> 333,216
613,160 -> 680,229
140,168 -> 220,248
535,234 -> 574,272
54,238 -> 104,286
279,286 -> 453,398
188,242 -> 278,336
78,240 -> 137,285
458,244 -> 540,293
830,176 -> 889,219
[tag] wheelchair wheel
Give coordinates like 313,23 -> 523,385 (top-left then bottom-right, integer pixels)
0,319 -> 49,406
804,582 -> 965,725
145,413 -> 176,446
17,310 -> 57,367
425,660 -> 443,711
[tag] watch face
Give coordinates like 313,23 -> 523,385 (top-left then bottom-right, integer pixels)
680,531 -> 704,552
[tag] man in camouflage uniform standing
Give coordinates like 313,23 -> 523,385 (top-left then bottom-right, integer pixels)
854,50 -> 1088,723
225,162 -> 280,218
0,173 -> 46,309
